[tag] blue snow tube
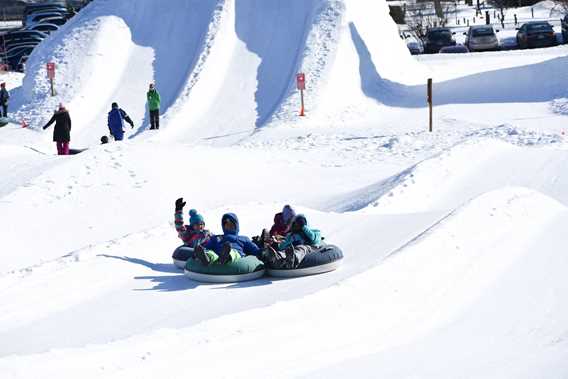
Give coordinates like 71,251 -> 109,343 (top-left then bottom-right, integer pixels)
184,255 -> 265,283
172,245 -> 194,269
267,244 -> 343,278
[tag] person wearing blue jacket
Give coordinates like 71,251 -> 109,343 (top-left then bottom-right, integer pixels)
263,214 -> 321,269
107,102 -> 134,141
194,213 -> 261,265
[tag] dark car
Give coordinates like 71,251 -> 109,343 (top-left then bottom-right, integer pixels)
1,46 -> 35,70
423,27 -> 456,54
3,30 -> 48,44
516,22 -> 557,49
26,11 -> 68,27
562,15 -> 568,44
35,17 -> 67,27
25,23 -> 60,34
23,3 -> 67,19
439,44 -> 470,53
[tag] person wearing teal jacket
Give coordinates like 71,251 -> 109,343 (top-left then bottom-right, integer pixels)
147,83 -> 161,129
263,214 -> 322,269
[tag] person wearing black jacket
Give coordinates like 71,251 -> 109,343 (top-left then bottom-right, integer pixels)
43,103 -> 72,155
0,82 -> 9,117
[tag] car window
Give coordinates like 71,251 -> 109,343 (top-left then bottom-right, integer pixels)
527,23 -> 552,32
428,30 -> 452,41
472,28 -> 494,37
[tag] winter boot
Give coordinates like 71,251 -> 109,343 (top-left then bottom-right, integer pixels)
194,245 -> 210,266
284,246 -> 296,269
218,242 -> 233,265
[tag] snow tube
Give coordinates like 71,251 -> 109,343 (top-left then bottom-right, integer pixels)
184,255 -> 265,283
0,117 -> 8,127
267,244 -> 343,278
69,148 -> 88,155
172,245 -> 194,269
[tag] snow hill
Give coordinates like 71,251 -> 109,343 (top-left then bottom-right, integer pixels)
1,0 -> 568,377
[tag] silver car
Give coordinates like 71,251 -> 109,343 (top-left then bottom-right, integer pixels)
465,25 -> 499,52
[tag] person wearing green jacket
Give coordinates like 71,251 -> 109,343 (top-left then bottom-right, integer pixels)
147,83 -> 161,129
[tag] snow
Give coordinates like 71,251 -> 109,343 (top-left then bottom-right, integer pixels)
1,0 -> 568,377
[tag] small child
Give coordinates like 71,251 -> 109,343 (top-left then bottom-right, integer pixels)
264,214 -> 321,269
195,213 -> 261,265
174,198 -> 212,249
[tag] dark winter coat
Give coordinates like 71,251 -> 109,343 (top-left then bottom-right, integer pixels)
0,88 -> 9,105
202,213 -> 261,257
278,214 -> 321,250
44,110 -> 71,142
107,107 -> 133,139
269,212 -> 288,237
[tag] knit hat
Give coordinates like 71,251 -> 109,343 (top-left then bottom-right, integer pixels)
0,82 -> 5,87
111,102 -> 118,109
189,209 -> 204,226
282,205 -> 296,225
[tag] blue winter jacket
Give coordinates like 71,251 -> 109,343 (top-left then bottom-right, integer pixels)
202,213 -> 261,257
107,108 -> 131,140
278,214 -> 322,250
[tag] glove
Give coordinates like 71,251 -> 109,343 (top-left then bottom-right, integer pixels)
175,197 -> 186,212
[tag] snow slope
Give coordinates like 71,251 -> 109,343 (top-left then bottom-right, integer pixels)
1,0 -> 568,377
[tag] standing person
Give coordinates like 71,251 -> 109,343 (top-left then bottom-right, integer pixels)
0,82 -> 9,118
107,102 -> 134,141
42,103 -> 72,155
147,83 -> 160,130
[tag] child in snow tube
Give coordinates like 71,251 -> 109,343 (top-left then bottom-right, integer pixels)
262,214 -> 321,269
194,213 -> 262,265
254,204 -> 297,248
173,198 -> 212,260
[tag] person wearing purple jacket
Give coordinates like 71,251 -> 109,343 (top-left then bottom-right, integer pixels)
194,213 -> 261,265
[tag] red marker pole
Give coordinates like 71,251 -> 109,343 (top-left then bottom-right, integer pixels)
296,73 -> 306,116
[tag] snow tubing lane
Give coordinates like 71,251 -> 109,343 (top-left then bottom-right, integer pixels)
267,244 -> 343,278
184,255 -> 265,283
172,245 -> 194,269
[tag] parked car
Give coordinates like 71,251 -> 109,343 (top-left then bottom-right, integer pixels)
562,15 -> 568,44
25,22 -> 60,34
407,39 -> 424,55
465,25 -> 499,51
3,30 -> 48,44
439,44 -> 470,53
23,3 -> 67,20
35,17 -> 67,27
25,11 -> 68,27
1,46 -> 35,70
423,27 -> 456,54
516,21 -> 557,49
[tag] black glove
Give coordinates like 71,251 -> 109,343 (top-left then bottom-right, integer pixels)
42,125 -> 48,130
175,197 -> 186,212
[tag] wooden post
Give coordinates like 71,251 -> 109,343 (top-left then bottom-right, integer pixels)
427,78 -> 433,132
299,88 -> 305,116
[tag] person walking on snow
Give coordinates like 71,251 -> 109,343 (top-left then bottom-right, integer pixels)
147,83 -> 160,130
42,103 -> 72,155
107,102 -> 134,141
0,82 -> 9,117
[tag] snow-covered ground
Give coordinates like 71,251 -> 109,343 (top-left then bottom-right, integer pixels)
1,0 -> 568,378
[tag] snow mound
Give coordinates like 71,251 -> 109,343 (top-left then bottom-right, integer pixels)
1,188 -> 566,378
325,137 -> 568,213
